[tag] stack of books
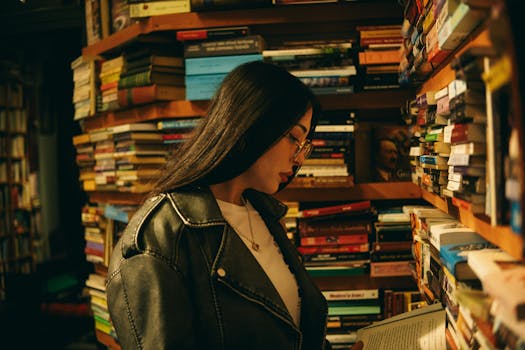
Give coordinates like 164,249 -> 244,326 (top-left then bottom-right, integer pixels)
99,55 -> 124,111
263,38 -> 357,95
181,27 -> 264,100
118,44 -> 186,108
356,24 -> 403,90
71,55 -> 100,120
111,122 -> 168,193
296,200 -> 373,278
295,111 -> 355,187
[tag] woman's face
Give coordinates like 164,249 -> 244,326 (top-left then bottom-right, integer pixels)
241,107 -> 313,194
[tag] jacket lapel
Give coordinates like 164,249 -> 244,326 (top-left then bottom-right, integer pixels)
168,186 -> 297,327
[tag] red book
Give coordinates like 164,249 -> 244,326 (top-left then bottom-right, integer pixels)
300,233 -> 369,246
297,200 -> 371,218
297,243 -> 370,255
176,26 -> 249,41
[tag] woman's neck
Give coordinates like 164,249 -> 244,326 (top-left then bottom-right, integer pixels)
209,180 -> 246,206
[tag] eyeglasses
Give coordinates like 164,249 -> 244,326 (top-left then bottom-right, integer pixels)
287,133 -> 313,160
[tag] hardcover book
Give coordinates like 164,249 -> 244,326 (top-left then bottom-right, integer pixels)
184,35 -> 265,58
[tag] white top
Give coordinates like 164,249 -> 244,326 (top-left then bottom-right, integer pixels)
216,198 -> 301,326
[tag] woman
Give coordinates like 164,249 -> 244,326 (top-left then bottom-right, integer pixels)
106,61 -> 329,349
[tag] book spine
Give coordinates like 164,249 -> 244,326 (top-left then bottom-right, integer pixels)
176,26 -> 250,41
300,233 -> 369,246
129,0 -> 190,18
185,54 -> 263,75
298,200 -> 370,218
297,243 -> 370,255
118,71 -> 152,89
184,35 -> 264,58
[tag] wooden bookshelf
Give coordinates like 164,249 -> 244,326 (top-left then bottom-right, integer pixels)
83,2 -> 403,57
87,191 -> 146,205
276,182 -> 421,202
421,189 -> 523,260
82,100 -> 209,131
418,26 -> 491,94
313,275 -> 417,291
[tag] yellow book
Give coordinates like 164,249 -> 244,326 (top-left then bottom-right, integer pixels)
129,0 -> 190,18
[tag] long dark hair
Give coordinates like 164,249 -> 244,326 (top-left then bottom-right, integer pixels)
152,61 -> 320,194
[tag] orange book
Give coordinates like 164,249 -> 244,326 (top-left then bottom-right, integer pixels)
118,84 -> 185,107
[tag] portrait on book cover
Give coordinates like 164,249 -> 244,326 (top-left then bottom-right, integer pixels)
371,125 -> 411,182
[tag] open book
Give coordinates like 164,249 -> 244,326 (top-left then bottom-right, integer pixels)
356,303 -> 446,350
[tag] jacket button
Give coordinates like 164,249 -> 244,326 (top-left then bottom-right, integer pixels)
217,268 -> 226,277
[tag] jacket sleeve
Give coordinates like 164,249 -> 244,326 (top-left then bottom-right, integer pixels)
106,196 -> 197,350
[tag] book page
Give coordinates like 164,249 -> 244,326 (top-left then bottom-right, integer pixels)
356,303 -> 446,350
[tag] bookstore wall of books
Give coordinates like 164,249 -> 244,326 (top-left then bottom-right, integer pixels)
2,0 -> 524,349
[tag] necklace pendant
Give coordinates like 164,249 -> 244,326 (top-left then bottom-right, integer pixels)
252,242 -> 260,251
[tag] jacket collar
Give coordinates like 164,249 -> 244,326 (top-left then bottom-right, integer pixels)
167,186 -> 288,227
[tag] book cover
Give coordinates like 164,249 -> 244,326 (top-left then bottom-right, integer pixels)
439,241 -> 491,280
370,125 -> 412,182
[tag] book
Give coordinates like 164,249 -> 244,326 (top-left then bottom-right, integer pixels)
439,241 -> 491,280
118,71 -> 185,89
356,303 -> 446,349
129,0 -> 191,18
118,84 -> 185,107
184,35 -> 265,58
126,55 -> 184,71
185,54 -> 263,75
483,266 -> 525,321
189,0 -> 273,12
322,289 -> 379,301
110,123 -> 158,134
176,26 -> 250,41
297,200 -> 371,218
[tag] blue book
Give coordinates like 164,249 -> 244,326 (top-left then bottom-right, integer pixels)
439,241 -> 491,281
185,73 -> 228,100
185,54 -> 263,75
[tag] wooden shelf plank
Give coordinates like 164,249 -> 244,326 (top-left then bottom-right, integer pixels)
81,89 -> 412,132
421,189 -> 523,260
82,100 -> 208,131
87,191 -> 146,205
83,2 -> 403,57
276,182 -> 422,202
318,89 -> 415,110
313,275 -> 417,291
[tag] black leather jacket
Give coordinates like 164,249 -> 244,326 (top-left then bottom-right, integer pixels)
106,186 -> 328,350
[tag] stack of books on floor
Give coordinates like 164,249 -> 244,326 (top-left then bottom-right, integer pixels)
263,37 -> 357,95
181,26 -> 264,100
295,111 -> 355,187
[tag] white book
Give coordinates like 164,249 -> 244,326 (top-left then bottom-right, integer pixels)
322,289 -> 379,301
356,303 -> 446,350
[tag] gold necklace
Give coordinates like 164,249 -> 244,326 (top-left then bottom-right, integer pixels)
237,197 -> 260,252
